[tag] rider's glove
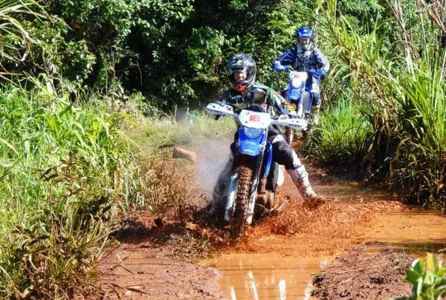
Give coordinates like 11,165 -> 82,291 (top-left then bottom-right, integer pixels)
308,69 -> 318,77
273,61 -> 289,72
319,70 -> 327,79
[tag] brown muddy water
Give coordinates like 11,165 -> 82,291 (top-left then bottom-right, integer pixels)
208,253 -> 329,299
204,181 -> 446,300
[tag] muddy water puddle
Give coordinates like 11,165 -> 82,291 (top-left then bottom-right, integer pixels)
209,253 -> 328,299
363,211 -> 446,255
205,181 -> 446,300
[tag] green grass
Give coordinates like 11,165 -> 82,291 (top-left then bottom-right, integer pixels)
392,253 -> 446,300
127,106 -> 236,159
0,87 -> 139,299
315,0 -> 446,207
306,98 -> 372,167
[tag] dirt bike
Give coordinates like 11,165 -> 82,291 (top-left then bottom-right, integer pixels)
206,102 -> 307,238
281,70 -> 316,145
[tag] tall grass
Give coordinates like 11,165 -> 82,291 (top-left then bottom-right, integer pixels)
306,98 -> 372,170
315,0 -> 446,206
390,60 -> 446,206
0,86 -> 139,298
0,0 -> 45,79
124,101 -> 236,211
127,105 -> 236,159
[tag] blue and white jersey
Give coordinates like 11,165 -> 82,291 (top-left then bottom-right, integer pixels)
275,44 -> 330,73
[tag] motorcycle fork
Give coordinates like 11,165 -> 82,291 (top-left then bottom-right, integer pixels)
285,127 -> 294,145
258,142 -> 273,195
257,155 -> 278,210
255,148 -> 271,206
224,153 -> 241,223
250,153 -> 264,196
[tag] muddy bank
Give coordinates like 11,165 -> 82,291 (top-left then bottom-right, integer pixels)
87,211 -> 225,300
311,246 -> 413,300
85,143 -> 446,300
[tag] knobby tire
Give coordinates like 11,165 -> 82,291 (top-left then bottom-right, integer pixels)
229,159 -> 253,239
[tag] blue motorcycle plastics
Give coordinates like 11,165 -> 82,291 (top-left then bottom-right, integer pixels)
237,125 -> 275,180
238,127 -> 267,156
287,87 -> 301,101
287,81 -> 314,111
263,142 -> 273,179
230,131 -> 273,178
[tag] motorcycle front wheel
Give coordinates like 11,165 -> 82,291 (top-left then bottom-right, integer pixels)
229,157 -> 254,239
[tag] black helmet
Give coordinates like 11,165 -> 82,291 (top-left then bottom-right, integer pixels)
227,53 -> 256,94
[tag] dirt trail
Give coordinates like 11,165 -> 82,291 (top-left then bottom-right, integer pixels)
87,144 -> 446,300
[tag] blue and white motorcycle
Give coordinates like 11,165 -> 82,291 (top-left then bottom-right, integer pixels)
281,70 -> 315,144
206,102 -> 307,238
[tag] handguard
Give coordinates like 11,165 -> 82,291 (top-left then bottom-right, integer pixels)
271,114 -> 308,131
205,103 -> 237,117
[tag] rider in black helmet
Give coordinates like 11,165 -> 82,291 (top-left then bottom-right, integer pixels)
209,53 -> 325,214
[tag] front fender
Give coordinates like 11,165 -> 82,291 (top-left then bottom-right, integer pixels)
238,127 -> 267,156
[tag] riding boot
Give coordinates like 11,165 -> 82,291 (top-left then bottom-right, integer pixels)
312,106 -> 320,126
287,167 -> 317,198
287,167 -> 325,208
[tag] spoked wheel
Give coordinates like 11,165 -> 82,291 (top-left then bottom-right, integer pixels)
229,159 -> 253,239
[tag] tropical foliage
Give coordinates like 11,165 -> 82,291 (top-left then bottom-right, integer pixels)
316,0 -> 446,206
0,86 -> 139,298
392,254 -> 446,300
1,0 -> 446,297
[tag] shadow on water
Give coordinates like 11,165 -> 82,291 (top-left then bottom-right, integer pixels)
388,241 -> 446,255
363,211 -> 446,257
316,181 -> 401,203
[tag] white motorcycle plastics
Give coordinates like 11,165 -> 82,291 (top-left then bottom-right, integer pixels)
272,114 -> 308,131
289,71 -> 308,94
205,103 -> 308,130
205,103 -> 237,117
286,71 -> 312,119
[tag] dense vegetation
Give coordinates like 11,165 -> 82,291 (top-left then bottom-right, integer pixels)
0,0 -> 445,298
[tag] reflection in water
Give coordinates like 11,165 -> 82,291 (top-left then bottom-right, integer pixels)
279,279 -> 286,300
230,287 -> 236,300
208,182 -> 446,300
211,254 -> 328,300
317,181 -> 399,203
247,271 -> 258,300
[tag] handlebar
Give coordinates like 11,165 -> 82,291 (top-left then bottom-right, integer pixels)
273,61 -> 326,79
